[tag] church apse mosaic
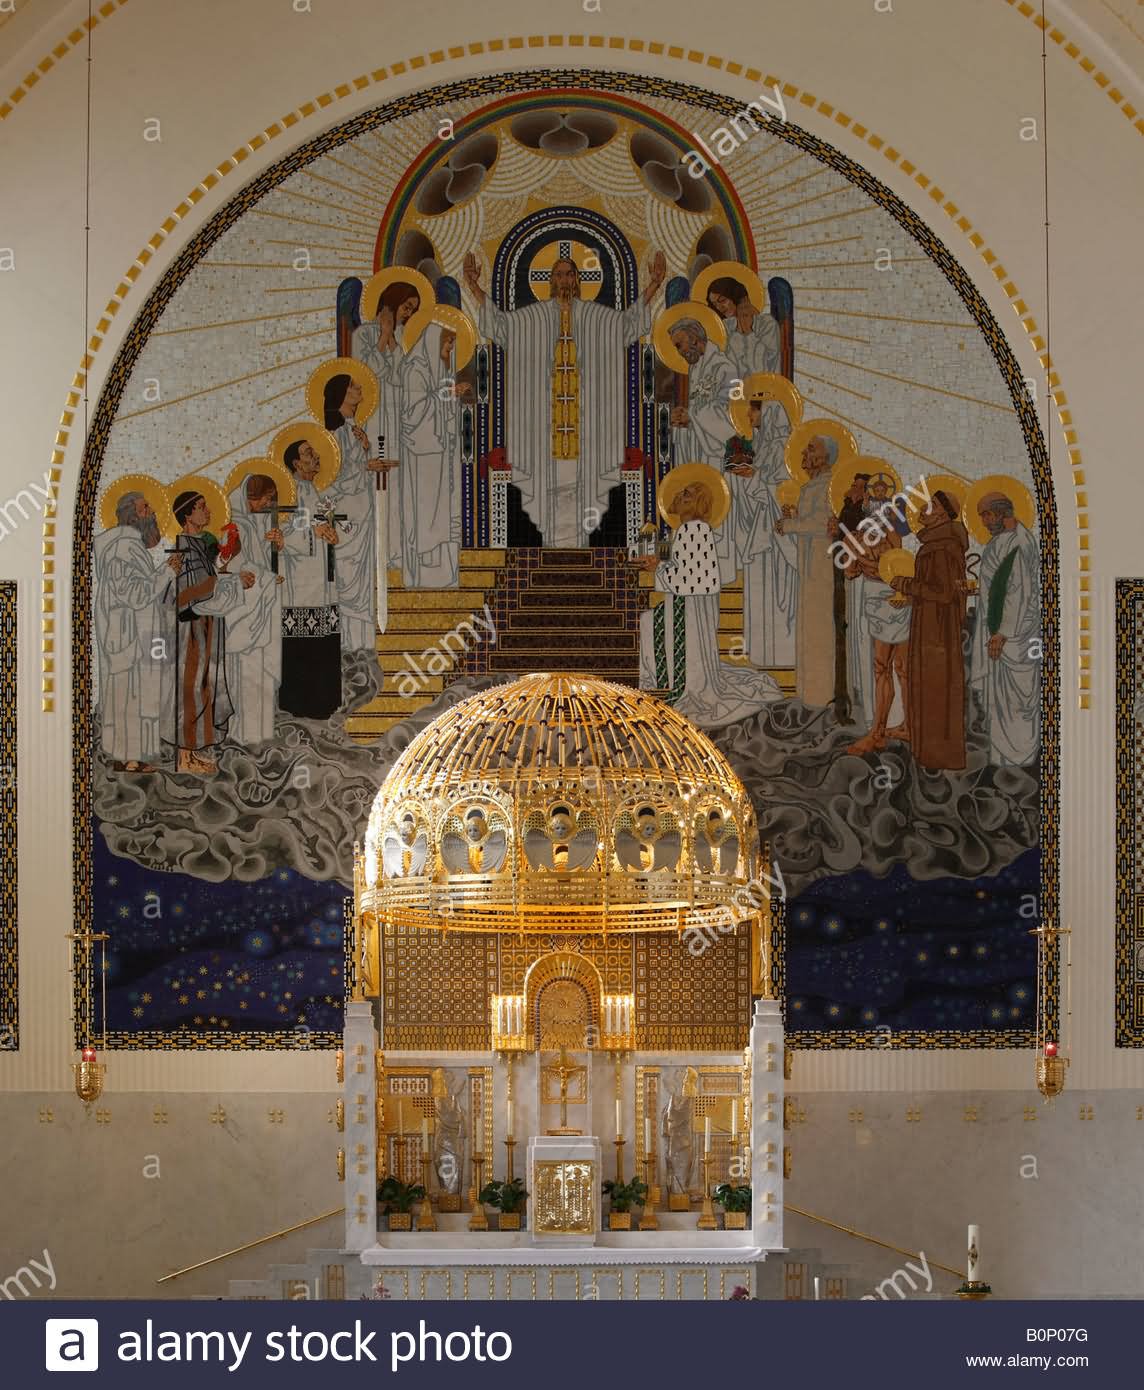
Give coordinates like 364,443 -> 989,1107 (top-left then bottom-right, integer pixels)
73,70 -> 1057,1050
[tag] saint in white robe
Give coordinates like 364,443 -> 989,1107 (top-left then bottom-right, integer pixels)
478,293 -> 650,544
93,525 -> 169,764
734,416 -> 798,667
970,521 -> 1041,765
672,342 -> 738,583
780,470 -> 835,706
722,309 -> 782,382
222,482 -> 283,745
325,417 -> 377,652
396,322 -> 458,588
639,518 -> 781,726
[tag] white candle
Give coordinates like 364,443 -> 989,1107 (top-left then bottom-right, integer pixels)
814,1276 -> 821,1301
644,1117 -> 652,1154
704,1116 -> 711,1153
421,1116 -> 428,1148
967,1225 -> 980,1282
731,1101 -> 738,1140
615,1097 -> 622,1136
506,1099 -> 514,1138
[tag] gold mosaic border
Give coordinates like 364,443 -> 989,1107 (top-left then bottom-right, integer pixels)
0,1 -> 132,123
0,582 -> 16,1050
40,29 -> 1093,710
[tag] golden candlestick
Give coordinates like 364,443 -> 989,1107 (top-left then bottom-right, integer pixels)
614,1135 -> 625,1184
504,1135 -> 516,1185
419,1154 -> 437,1231
638,1153 -> 659,1230
468,1153 -> 488,1231
697,1153 -> 717,1230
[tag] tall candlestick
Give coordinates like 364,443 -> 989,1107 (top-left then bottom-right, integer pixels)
967,1225 -> 980,1283
704,1116 -> 711,1154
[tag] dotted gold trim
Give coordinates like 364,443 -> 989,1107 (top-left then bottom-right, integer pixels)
0,1 -> 132,124
40,31 -> 1088,709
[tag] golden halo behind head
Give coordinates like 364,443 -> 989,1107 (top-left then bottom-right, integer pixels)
729,371 -> 803,439
965,473 -> 1036,544
829,455 -> 902,516
268,422 -> 342,493
783,418 -> 858,485
360,266 -> 435,324
527,239 -> 605,304
169,475 -> 230,533
224,457 -> 297,508
99,474 -> 175,539
306,358 -> 380,429
403,303 -> 477,369
692,260 -> 766,314
910,474 -> 968,533
878,548 -> 915,584
657,461 -> 732,530
652,301 -> 729,374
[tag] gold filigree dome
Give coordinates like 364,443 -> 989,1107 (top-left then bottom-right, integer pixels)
359,673 -> 762,937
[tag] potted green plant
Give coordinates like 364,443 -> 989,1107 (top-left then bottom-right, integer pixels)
377,1176 -> 426,1231
714,1183 -> 751,1229
602,1177 -> 648,1230
478,1177 -> 528,1230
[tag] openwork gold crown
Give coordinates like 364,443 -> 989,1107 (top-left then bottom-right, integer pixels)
360,673 -> 761,936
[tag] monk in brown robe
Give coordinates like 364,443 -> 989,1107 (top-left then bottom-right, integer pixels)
889,490 -> 968,770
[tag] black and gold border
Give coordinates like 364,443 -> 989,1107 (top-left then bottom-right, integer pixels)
1115,579 -> 1144,1046
72,68 -> 1059,1050
1,581 -> 16,1051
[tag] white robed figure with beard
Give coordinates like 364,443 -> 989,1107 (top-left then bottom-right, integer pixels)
222,472 -> 286,745
94,488 -> 179,770
970,489 -> 1041,766
637,465 -> 782,727
667,316 -> 740,586
463,246 -> 666,546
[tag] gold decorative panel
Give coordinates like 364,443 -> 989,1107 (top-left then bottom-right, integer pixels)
533,1159 -> 596,1235
382,923 -> 497,1050
636,926 -> 752,1050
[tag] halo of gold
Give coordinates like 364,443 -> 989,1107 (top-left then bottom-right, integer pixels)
360,266 -> 435,325
783,418 -> 858,485
652,302 -> 729,374
305,358 -> 380,429
656,461 -> 732,531
268,422 -> 342,493
965,473 -> 1036,544
360,673 -> 764,938
878,548 -> 915,584
224,457 -> 297,508
403,303 -> 477,370
829,455 -> 902,516
526,239 -> 605,304
99,473 -> 176,538
729,371 -> 803,439
776,479 -> 802,511
692,260 -> 766,314
168,475 -> 230,533
909,474 -> 968,533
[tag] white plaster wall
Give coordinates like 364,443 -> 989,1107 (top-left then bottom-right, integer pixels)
0,0 -> 1140,1116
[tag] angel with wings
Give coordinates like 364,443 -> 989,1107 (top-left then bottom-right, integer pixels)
523,803 -> 598,872
440,805 -> 508,875
693,807 -> 740,875
382,811 -> 429,878
614,803 -> 682,872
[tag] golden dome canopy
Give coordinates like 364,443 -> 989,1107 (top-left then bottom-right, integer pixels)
358,673 -> 762,937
